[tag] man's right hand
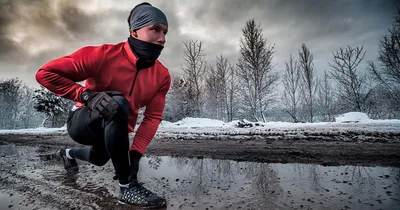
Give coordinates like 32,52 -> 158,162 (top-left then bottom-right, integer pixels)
81,90 -> 123,121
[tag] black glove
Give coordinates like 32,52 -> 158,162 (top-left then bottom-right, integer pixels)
81,90 -> 123,121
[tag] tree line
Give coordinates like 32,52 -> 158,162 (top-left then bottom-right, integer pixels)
0,79 -> 71,129
1,8 -> 399,129
164,8 -> 400,123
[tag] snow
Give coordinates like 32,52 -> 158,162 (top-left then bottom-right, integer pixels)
0,125 -> 67,135
160,117 -> 225,128
1,112 -> 400,136
155,113 -> 400,138
335,112 -> 370,123
159,114 -> 400,129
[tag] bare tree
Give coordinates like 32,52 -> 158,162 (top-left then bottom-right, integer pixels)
204,64 -> 221,119
215,55 -> 229,121
236,18 -> 279,122
181,40 -> 207,117
226,63 -> 238,122
0,78 -> 22,129
163,74 -> 186,122
206,55 -> 238,122
329,46 -> 373,113
298,44 -> 318,122
368,8 -> 400,115
18,85 -> 45,128
316,71 -> 335,122
282,54 -> 302,122
363,84 -> 397,118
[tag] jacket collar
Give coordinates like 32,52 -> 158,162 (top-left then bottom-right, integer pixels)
123,40 -> 138,66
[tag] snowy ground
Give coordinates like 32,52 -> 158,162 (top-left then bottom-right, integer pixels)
1,112 -> 399,138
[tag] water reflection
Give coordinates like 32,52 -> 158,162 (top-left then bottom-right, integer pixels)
394,168 -> 400,181
141,156 -> 400,209
0,144 -> 18,157
309,165 -> 322,193
148,155 -> 163,170
32,149 -> 399,210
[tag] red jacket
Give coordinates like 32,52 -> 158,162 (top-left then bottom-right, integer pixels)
35,41 -> 171,154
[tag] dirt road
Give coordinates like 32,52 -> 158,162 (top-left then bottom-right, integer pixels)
2,131 -> 400,167
0,133 -> 399,209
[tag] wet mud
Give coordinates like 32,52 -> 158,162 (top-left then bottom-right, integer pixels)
0,140 -> 399,209
1,132 -> 400,167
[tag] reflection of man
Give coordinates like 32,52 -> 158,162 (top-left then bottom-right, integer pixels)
35,2 -> 170,208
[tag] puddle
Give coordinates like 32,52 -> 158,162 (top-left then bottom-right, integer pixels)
0,144 -> 18,157
0,190 -> 55,210
136,156 -> 400,209
0,190 -> 20,210
1,145 -> 399,209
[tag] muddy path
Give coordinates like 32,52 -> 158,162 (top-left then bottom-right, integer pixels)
0,143 -> 399,210
0,133 -> 400,209
1,132 -> 400,167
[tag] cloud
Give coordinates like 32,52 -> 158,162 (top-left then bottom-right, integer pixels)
0,0 -> 26,61
172,0 -> 399,73
0,0 -> 398,88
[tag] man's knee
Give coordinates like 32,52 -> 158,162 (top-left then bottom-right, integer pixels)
67,108 -> 99,145
111,96 -> 129,115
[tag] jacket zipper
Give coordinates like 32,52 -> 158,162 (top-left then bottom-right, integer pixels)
129,70 -> 139,96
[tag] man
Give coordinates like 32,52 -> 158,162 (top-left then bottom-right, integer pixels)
35,2 -> 170,208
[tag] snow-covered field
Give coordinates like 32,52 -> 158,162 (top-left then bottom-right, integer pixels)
0,112 -> 399,137
0,126 -> 67,135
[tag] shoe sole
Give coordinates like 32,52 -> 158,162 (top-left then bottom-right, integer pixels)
117,200 -> 166,209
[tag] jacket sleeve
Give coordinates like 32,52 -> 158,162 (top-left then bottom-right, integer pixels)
35,45 -> 105,102
130,74 -> 171,154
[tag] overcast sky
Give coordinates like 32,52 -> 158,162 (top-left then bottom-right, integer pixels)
0,0 -> 398,88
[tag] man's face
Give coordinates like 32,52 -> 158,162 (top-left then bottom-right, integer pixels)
131,23 -> 168,46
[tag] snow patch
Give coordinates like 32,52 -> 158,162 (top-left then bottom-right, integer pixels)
0,125 -> 66,135
335,112 -> 370,123
160,117 -> 225,128
1,113 -> 400,136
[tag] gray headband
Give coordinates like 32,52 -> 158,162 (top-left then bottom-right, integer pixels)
129,4 -> 168,31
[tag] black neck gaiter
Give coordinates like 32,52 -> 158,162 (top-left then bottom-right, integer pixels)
128,36 -> 164,70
